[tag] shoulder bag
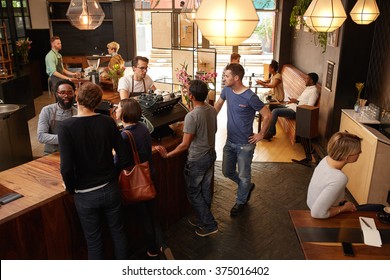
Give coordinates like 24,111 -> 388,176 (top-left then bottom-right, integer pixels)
119,130 -> 156,204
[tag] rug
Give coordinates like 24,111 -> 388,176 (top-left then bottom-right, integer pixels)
164,161 -> 316,260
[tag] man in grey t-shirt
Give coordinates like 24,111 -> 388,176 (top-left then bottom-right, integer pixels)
156,80 -> 218,237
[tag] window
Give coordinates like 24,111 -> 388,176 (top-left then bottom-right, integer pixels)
134,0 -> 279,91
0,0 -> 31,39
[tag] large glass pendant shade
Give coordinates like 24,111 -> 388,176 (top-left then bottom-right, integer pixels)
195,0 -> 259,46
303,0 -> 347,33
66,0 -> 105,30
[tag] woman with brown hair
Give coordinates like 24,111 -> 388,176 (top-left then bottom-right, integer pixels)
115,98 -> 173,259
58,82 -> 131,259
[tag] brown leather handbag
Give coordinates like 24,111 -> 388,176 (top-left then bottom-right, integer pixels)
119,130 -> 156,204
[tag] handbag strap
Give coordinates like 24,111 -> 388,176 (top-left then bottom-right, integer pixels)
123,130 -> 141,165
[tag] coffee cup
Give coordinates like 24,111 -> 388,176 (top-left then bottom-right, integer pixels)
384,206 -> 390,214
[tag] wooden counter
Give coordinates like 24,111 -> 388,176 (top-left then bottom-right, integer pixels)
340,110 -> 390,205
0,124 -> 189,259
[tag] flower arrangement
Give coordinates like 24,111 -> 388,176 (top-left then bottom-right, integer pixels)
176,63 -> 217,89
176,63 -> 217,109
176,62 -> 192,88
196,71 -> 218,90
354,82 -> 366,112
107,63 -> 125,90
355,82 -> 364,100
16,37 -> 32,63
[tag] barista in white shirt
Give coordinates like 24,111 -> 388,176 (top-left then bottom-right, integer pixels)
118,56 -> 156,99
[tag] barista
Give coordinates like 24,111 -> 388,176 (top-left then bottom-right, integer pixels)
45,36 -> 80,92
118,56 -> 156,99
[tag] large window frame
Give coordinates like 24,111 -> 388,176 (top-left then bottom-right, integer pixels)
134,0 -> 279,89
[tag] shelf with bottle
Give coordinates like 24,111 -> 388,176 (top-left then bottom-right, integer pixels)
0,24 -> 14,80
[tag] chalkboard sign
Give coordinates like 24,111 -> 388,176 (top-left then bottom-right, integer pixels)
325,60 -> 335,92
51,21 -> 114,56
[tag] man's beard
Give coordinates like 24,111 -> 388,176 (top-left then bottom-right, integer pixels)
58,96 -> 74,109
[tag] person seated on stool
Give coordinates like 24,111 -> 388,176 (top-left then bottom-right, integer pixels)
264,72 -> 319,140
255,59 -> 284,105
118,56 -> 156,99
307,131 -> 384,219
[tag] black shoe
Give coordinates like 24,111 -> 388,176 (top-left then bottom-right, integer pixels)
188,217 -> 202,229
246,183 -> 255,203
230,203 -> 245,216
195,227 -> 218,237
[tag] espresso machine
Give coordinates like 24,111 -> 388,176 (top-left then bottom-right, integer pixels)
86,56 -> 100,84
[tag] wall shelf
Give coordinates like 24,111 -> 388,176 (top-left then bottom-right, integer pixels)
0,23 -> 14,80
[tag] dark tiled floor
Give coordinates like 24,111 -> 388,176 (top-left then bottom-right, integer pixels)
163,161 -> 316,260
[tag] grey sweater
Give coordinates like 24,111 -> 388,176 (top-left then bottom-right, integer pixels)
37,103 -> 76,154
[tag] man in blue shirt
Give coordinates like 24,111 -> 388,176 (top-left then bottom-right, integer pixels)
215,63 -> 271,216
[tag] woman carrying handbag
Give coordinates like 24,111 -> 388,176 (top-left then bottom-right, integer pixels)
115,98 -> 173,259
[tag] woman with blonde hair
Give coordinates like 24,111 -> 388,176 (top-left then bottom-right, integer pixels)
307,131 -> 384,219
107,41 -> 124,69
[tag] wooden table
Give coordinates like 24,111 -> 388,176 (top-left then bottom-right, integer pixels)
289,210 -> 390,260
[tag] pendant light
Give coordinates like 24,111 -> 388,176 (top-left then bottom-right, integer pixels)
195,0 -> 259,46
181,0 -> 201,23
303,0 -> 347,32
350,0 -> 380,25
66,0 -> 105,30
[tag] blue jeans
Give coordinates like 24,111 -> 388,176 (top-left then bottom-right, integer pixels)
184,150 -> 217,230
74,180 -> 129,259
268,106 -> 296,135
222,141 -> 255,205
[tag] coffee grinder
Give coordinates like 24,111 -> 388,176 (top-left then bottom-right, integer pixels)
86,56 -> 100,84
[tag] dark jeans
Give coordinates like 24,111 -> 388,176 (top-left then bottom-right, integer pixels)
130,200 -> 165,255
268,106 -> 296,135
184,150 -> 217,230
74,180 -> 129,260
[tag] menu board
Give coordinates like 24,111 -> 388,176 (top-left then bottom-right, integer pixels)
325,61 -> 335,92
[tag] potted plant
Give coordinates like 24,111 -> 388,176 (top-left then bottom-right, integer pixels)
15,37 -> 32,64
289,0 -> 328,53
289,0 -> 312,29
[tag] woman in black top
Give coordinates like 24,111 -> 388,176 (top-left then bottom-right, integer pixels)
58,82 -> 131,259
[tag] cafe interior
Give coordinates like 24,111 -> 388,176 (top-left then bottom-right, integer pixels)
0,0 -> 390,260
